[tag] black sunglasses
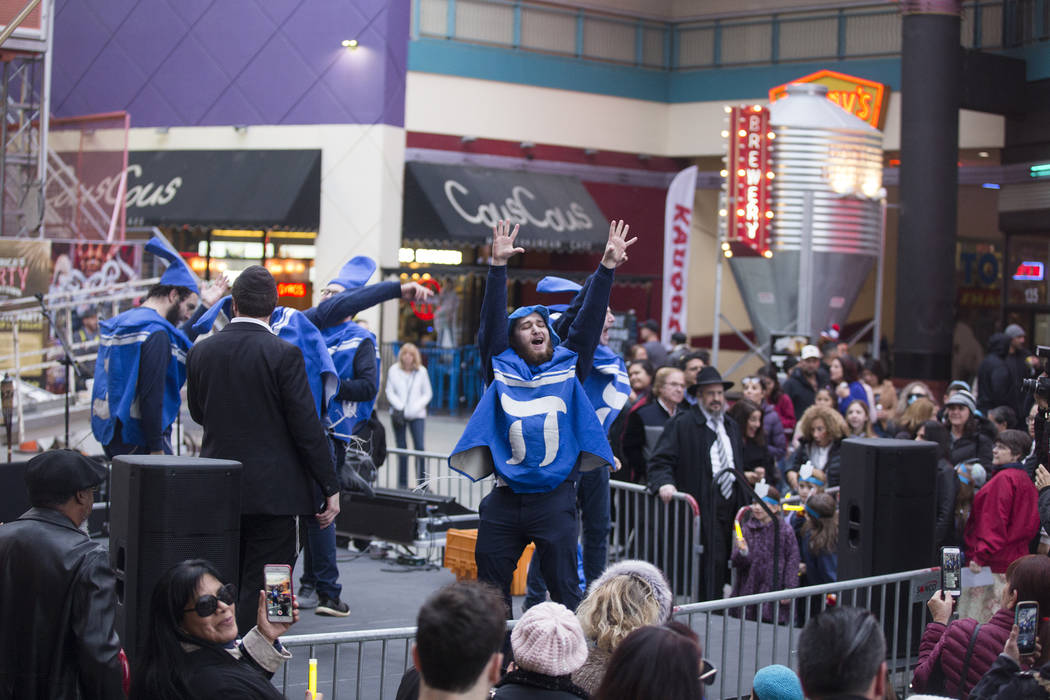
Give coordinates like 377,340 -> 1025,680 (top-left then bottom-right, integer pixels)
700,658 -> 717,685
184,582 -> 237,617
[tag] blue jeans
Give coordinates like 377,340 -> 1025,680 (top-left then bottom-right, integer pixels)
476,480 -> 582,614
524,467 -> 608,607
300,518 -> 341,600
394,417 -> 426,488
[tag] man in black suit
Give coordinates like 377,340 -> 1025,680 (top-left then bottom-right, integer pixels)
647,366 -> 750,600
187,265 -> 341,634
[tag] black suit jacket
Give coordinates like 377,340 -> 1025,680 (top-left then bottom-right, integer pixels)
187,321 -> 338,516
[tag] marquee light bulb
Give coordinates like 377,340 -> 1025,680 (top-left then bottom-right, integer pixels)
738,129 -> 747,137
763,250 -> 773,258
721,130 -> 729,138
719,169 -> 728,178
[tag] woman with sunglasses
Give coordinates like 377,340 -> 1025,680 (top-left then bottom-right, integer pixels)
130,559 -> 298,700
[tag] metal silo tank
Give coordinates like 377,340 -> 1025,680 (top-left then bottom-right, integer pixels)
728,83 -> 884,348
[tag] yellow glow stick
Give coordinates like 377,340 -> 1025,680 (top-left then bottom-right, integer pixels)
734,520 -> 744,543
309,658 -> 317,697
782,504 -> 804,512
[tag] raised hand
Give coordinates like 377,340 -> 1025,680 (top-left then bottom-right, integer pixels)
400,282 -> 434,302
256,589 -> 298,643
601,219 -> 637,269
491,220 -> 524,266
200,274 -> 230,308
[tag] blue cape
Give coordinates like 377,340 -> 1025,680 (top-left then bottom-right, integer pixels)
586,345 -> 630,431
91,307 -> 192,448
449,345 -> 612,493
323,320 -> 380,441
192,296 -> 338,418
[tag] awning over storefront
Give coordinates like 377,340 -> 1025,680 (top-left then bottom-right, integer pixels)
124,150 -> 321,229
403,162 -> 609,251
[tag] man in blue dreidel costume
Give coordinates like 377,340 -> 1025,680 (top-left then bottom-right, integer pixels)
450,218 -> 636,612
521,274 -> 631,608
91,237 -> 210,457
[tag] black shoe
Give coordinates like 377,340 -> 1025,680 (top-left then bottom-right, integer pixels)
316,595 -> 350,617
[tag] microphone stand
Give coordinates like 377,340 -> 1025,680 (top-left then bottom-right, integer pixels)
35,293 -> 84,449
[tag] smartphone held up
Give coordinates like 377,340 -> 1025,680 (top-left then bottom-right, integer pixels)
264,564 -> 294,624
1016,601 -> 1039,656
940,546 -> 962,598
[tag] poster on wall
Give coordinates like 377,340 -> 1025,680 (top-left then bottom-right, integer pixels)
49,241 -> 140,305
0,239 -> 52,301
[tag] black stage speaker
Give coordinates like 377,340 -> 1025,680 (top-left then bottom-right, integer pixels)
109,455 -> 242,659
336,487 -> 474,545
838,437 -> 937,580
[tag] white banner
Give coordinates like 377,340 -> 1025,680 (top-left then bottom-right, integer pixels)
661,165 -> 697,346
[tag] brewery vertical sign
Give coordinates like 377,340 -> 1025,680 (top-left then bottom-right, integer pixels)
723,106 -> 774,258
661,165 -> 697,345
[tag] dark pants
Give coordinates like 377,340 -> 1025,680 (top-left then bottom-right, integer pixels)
300,519 -> 341,599
394,418 -> 426,488
524,467 -> 609,606
710,495 -> 737,600
476,480 -> 582,615
237,514 -> 299,635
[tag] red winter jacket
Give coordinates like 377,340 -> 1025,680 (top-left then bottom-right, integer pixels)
911,608 -> 1014,698
964,464 -> 1039,573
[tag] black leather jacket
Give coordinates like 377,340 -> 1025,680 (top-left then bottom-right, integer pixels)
0,508 -> 124,700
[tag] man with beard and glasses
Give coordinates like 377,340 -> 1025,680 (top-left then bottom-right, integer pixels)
450,218 -> 635,613
91,237 -> 225,458
647,366 -> 751,600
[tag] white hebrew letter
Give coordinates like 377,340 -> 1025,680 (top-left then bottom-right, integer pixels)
500,394 -> 568,467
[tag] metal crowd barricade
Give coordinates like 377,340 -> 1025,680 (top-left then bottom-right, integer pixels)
608,479 -> 703,602
276,566 -> 939,699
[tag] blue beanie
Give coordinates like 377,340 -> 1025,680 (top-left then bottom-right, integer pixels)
328,256 -> 376,290
752,664 -> 804,700
146,236 -> 199,294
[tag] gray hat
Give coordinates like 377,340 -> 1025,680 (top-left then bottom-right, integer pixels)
25,449 -> 107,503
1005,324 -> 1026,339
588,560 -> 673,622
945,389 -> 977,415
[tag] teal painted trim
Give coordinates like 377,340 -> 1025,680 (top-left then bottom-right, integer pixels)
412,0 -> 421,40
408,38 -> 903,103
446,0 -> 456,39
667,57 -> 902,101
1002,44 -> 1050,81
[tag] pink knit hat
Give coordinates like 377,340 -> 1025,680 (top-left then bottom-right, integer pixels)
511,602 -> 588,677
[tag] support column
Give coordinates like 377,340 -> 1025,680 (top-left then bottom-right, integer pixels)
893,0 -> 962,380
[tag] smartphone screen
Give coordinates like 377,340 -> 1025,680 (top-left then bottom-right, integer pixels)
941,547 -> 962,597
264,564 -> 294,623
1017,602 -> 1039,655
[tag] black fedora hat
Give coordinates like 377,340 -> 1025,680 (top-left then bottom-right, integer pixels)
687,366 -> 734,395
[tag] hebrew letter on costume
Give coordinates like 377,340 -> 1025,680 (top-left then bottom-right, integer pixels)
500,393 -> 568,467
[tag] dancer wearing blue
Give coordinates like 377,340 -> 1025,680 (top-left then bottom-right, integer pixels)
450,218 -> 635,612
91,237 -> 226,457
523,274 -> 631,608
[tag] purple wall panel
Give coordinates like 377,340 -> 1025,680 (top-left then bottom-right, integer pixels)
53,0 -> 410,128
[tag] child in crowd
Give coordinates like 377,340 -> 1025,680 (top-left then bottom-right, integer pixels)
785,463 -> 826,536
492,602 -> 589,699
954,459 -> 986,546
731,482 -> 800,624
750,664 -> 804,700
845,399 -> 875,438
799,493 -> 838,585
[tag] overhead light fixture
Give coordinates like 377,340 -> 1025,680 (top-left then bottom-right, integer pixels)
978,151 -> 990,158
341,39 -> 359,48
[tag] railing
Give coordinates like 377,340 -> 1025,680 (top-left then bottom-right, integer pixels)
380,446 -> 493,511
380,342 -> 483,415
275,566 -> 939,699
413,0 -> 1025,71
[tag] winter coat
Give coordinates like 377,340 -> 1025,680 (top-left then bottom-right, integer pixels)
964,463 -> 1040,573
835,380 -> 869,417
969,654 -> 1050,700
623,398 -> 677,484
935,457 -> 961,549
760,401 -> 787,460
912,607 -> 1015,699
977,334 -> 1013,413
647,404 -> 751,600
178,636 -> 286,700
950,417 -> 998,470
0,508 -> 124,700
773,393 -> 796,436
492,669 -> 589,699
572,647 -> 612,697
800,529 -> 837,585
783,366 -> 830,423
789,439 -> 844,487
730,513 -> 800,624
1040,485 -> 1050,545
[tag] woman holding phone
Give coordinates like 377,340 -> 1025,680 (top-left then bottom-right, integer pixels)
911,554 -> 1050,698
130,559 -> 298,700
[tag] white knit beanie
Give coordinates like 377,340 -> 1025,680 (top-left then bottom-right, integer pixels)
510,602 -> 588,677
